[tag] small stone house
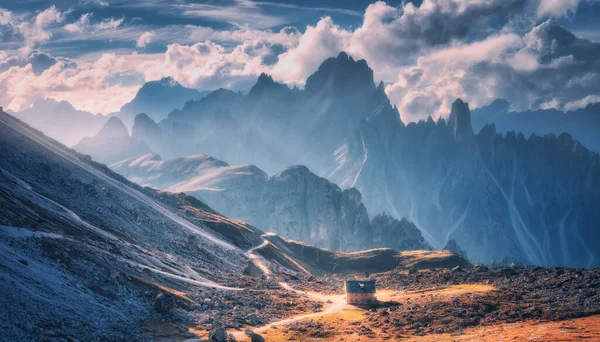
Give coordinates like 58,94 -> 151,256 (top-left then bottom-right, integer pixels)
345,280 -> 377,304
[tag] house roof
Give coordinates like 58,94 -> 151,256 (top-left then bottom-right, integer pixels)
345,280 -> 376,293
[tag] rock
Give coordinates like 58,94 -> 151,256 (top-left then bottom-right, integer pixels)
475,265 -> 489,272
371,214 -> 431,251
250,333 -> 265,342
208,325 -> 227,342
154,294 -> 176,314
452,266 -> 463,273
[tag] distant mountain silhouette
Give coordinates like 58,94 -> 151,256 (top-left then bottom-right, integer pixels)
11,98 -> 107,146
112,77 -> 210,129
472,99 -> 600,152
326,98 -> 600,267
73,117 -> 151,165
131,52 -> 389,174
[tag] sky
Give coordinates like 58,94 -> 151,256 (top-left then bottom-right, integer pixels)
0,0 -> 599,121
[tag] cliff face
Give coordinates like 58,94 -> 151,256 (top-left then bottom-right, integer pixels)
326,99 -> 600,267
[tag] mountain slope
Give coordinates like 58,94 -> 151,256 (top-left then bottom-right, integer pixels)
111,153 -> 430,252
0,110 -> 256,340
326,99 -> 600,268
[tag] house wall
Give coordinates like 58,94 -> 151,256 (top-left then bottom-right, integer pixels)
346,292 -> 376,304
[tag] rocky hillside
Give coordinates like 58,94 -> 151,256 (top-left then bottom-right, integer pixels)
326,99 -> 600,268
73,117 -> 151,165
111,153 -> 430,252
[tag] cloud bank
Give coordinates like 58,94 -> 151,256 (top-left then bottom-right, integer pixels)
0,0 -> 599,121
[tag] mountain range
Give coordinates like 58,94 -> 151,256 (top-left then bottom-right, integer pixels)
472,99 -> 600,153
110,77 -> 210,129
56,51 -> 600,269
327,98 -> 600,268
8,50 -> 600,269
132,52 -> 388,174
9,77 -> 209,147
111,153 -> 430,252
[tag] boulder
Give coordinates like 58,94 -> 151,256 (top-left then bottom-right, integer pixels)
154,293 -> 176,314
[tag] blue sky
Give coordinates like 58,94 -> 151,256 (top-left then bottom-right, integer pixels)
2,0 -> 599,57
1,0 -> 599,120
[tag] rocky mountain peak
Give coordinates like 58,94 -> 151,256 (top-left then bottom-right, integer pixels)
140,77 -> 181,92
448,98 -> 474,141
342,187 -> 363,206
55,100 -> 76,113
304,51 -> 374,94
96,116 -> 129,138
272,165 -> 313,179
133,113 -> 156,127
32,97 -> 59,110
585,102 -> 600,114
132,113 -> 160,139
488,98 -> 510,112
248,73 -> 291,98
370,214 -> 431,251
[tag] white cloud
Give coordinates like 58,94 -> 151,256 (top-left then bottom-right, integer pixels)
177,1 -> 286,29
564,95 -> 600,111
80,0 -> 109,7
0,8 -> 13,26
95,17 -> 124,31
64,13 -> 91,33
1,0 -> 599,119
34,6 -> 64,27
271,17 -> 351,84
14,6 -> 65,54
537,0 -> 579,17
64,14 -> 123,34
253,2 -> 363,16
136,31 -> 155,48
0,53 -> 139,113
385,19 -> 600,121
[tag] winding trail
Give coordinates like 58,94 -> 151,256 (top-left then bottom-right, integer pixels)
245,235 -> 273,276
230,282 -> 349,340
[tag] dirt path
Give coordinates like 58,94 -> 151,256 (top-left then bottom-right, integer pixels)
230,282 -> 348,340
229,282 -> 501,341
